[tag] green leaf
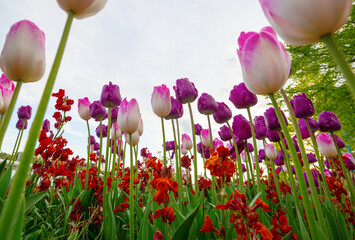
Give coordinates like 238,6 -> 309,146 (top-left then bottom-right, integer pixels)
0,158 -> 7,177
296,208 -> 311,240
80,189 -> 94,212
25,191 -> 48,212
137,197 -> 153,240
281,231 -> 293,240
104,197 -> 117,240
12,196 -> 25,240
172,204 -> 200,240
0,164 -> 12,199
248,191 -> 263,207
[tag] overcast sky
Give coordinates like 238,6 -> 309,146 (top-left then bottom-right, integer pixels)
1,1 -> 273,173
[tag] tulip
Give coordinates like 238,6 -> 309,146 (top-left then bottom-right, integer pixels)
138,119 -> 143,136
333,134 -> 345,149
93,142 -> 100,151
343,153 -> 355,171
16,119 -> 27,130
213,138 -> 224,149
173,78 -> 198,104
90,135 -> 96,144
264,143 -> 277,160
212,102 -> 232,124
258,149 -> 265,162
78,97 -> 91,121
247,143 -> 254,153
264,107 -> 287,131
111,107 -> 118,122
151,84 -> 171,118
165,141 -> 175,151
237,27 -> 291,95
111,122 -> 122,140
229,139 -> 246,156
125,131 -> 140,146
253,116 -> 267,140
117,98 -> 141,134
197,93 -> 218,115
229,83 -> 258,109
258,0 -> 352,46
164,97 -> 183,120
181,134 -> 192,150
100,81 -> 122,108
283,135 -> 300,152
274,150 -> 285,166
194,123 -> 202,136
266,129 -> 281,142
298,118 -> 319,139
17,105 -> 32,120
56,0 -> 108,19
307,153 -> 317,164
218,125 -> 232,141
242,164 -> 247,172
232,114 -> 252,140
89,100 -> 107,120
0,75 -> 15,114
201,129 -> 211,148
318,111 -> 341,132
0,20 -> 45,83
303,169 -> 322,188
42,119 -> 50,131
316,133 -> 337,157
96,124 -> 107,138
181,147 -> 188,156
290,93 -> 315,118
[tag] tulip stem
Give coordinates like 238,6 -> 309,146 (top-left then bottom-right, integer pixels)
0,12 -> 74,239
111,127 -> 117,180
129,134 -> 134,240
269,93 -> 320,240
97,119 -> 103,178
207,115 -> 214,149
161,117 -> 167,167
0,80 -> 23,151
116,133 -> 123,187
103,108 -> 112,236
187,103 -> 199,195
321,33 -> 355,99
85,120 -> 91,189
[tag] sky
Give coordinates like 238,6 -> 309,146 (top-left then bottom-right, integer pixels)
0,1 -> 273,174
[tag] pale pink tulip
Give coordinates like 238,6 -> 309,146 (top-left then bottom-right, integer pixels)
117,98 -> 141,134
201,129 -> 211,148
316,133 -> 337,157
56,0 -> 108,19
125,131 -> 140,146
78,97 -> 91,121
111,122 -> 122,140
181,134 -> 192,151
151,84 -> 171,118
264,143 -> 277,160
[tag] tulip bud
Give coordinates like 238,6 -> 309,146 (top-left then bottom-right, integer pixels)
78,97 -> 91,121
274,150 -> 285,166
194,124 -> 202,136
290,93 -> 315,118
117,98 -> 141,134
232,114 -> 252,140
318,111 -> 341,132
42,119 -> 50,131
181,146 -> 188,156
89,100 -> 107,120
307,153 -> 317,164
253,116 -> 267,140
197,93 -> 218,115
56,0 -> 108,19
212,102 -> 232,124
96,124 -> 107,138
16,119 -> 27,130
343,152 -> 355,171
181,134 -> 192,150
125,131 -> 140,146
173,78 -> 198,104
264,107 -> 288,131
111,122 -> 122,140
266,129 -> 281,142
0,74 -> 15,114
298,118 -> 319,139
151,84 -> 171,118
264,143 -> 277,160
201,129 -> 211,148
0,20 -> 45,82
164,97 -> 183,120
229,83 -> 258,109
17,105 -> 32,120
316,133 -> 337,157
218,125 -> 232,141
138,119 -> 143,136
100,81 -> 122,108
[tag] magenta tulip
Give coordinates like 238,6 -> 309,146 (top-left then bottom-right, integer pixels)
100,81 -> 122,108
0,74 -> 15,114
201,129 -> 212,148
229,83 -> 258,109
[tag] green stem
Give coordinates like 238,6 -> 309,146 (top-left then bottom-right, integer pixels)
187,103 -> 199,195
97,119 -> 103,178
103,108 -> 112,229
269,93 -> 319,240
12,128 -> 24,164
116,134 -> 123,187
247,107 -> 261,192
161,117 -> 167,167
111,126 -> 117,180
321,33 -> 355,99
0,80 -> 23,151
85,120 -> 91,189
244,140 -> 256,189
207,115 -> 214,149
11,129 -> 22,161
129,134 -> 134,240
0,12 -> 74,240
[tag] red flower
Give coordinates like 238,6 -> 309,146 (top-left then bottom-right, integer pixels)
201,215 -> 218,233
154,205 -> 176,225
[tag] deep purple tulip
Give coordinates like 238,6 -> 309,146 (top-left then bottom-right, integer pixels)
198,93 -> 218,115
194,124 -> 202,135
307,153 -> 317,164
96,124 -> 108,138
290,93 -> 315,118
111,107 -> 118,122
291,165 -> 296,174
173,78 -> 198,104
100,81 -> 122,108
204,150 -> 211,158
17,105 -> 32,120
42,119 -> 50,131
165,140 -> 175,151
298,118 -> 319,139
303,169 -> 322,188
229,138 -> 246,156
90,135 -> 96,144
247,143 -> 254,152
343,153 -> 355,170
16,119 -> 27,130
284,135 -> 300,152
318,111 -> 341,132
254,116 -> 267,140
213,102 -> 232,124
258,149 -> 265,162
165,97 -> 183,120
232,114 -> 252,140
266,129 -> 281,142
94,142 -> 100,151
89,100 -> 107,120
229,83 -> 258,109
242,164 -> 247,172
274,150 -> 284,166
218,125 -> 232,141
334,134 -> 345,149
264,107 -> 288,131
197,142 -> 203,153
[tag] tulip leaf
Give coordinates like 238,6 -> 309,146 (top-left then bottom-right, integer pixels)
25,190 -> 48,212
296,207 -> 311,240
248,191 -> 262,207
12,196 -> 25,240
172,204 -> 200,240
137,197 -> 153,240
281,231 -> 293,240
80,189 -> 94,212
0,163 -> 12,200
0,158 -> 7,177
104,197 -> 117,240
323,204 -> 350,240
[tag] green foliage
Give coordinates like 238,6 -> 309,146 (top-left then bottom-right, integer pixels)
279,8 -> 355,150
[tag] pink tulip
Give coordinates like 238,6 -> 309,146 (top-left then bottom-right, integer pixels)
237,27 -> 291,95
264,143 -> 277,160
316,133 -> 337,157
124,131 -> 140,146
151,84 -> 171,118
0,20 -> 45,83
56,0 -> 108,19
78,97 -> 91,121
181,134 -> 192,150
117,98 -> 141,134
0,74 -> 15,114
138,118 -> 143,136
181,145 -> 188,156
111,122 -> 122,140
201,129 -> 211,148
259,0 -> 352,46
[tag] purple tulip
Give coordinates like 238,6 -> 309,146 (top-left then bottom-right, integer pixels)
17,105 -> 32,120
303,169 -> 322,188
16,119 -> 27,130
298,118 -> 319,139
165,97 -> 183,120
94,142 -> 100,151
242,164 -> 247,172
343,153 -> 355,170
90,135 -> 96,144
258,149 -> 265,162
111,107 -> 118,122
229,83 -> 258,109
173,78 -> 198,104
89,100 -> 107,120
267,129 -> 281,142
284,135 -> 300,152
213,102 -> 232,124
100,81 -> 122,108
197,142 -> 203,153
229,139 -> 246,156
198,93 -> 218,115
254,116 -> 267,140
247,143 -> 254,152
165,140 -> 175,151
264,107 -> 288,131
291,165 -> 296,174
274,150 -> 284,166
290,93 -> 315,118
232,114 -> 252,140
333,134 -> 345,149
218,125 -> 232,141
96,124 -> 108,138
194,123 -> 202,135
306,153 -> 317,164
318,111 -> 341,132
42,119 -> 50,131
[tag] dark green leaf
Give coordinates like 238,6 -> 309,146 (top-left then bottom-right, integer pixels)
172,204 -> 200,240
25,191 -> 48,212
